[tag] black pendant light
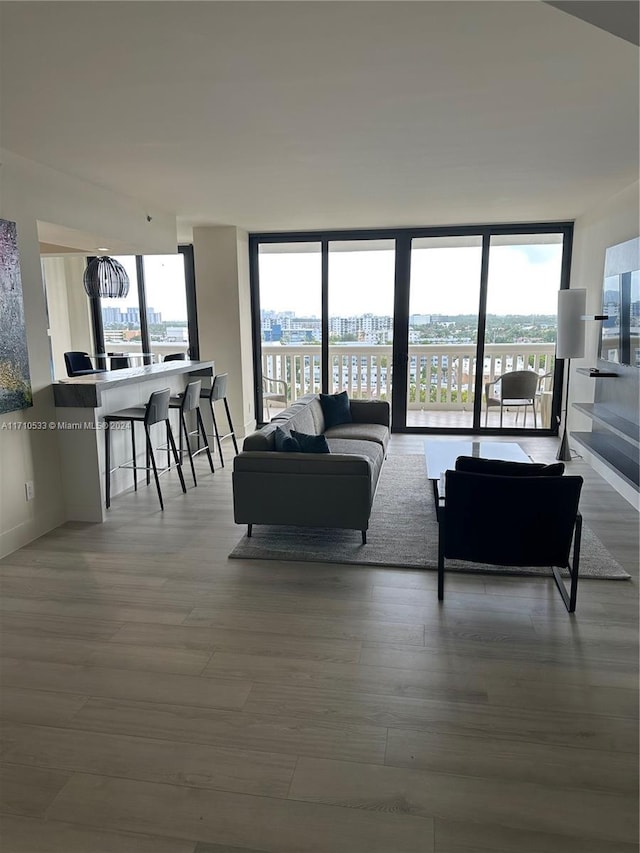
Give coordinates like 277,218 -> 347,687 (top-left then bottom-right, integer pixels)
83,256 -> 130,298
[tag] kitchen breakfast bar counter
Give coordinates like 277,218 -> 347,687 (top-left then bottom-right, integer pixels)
53,360 -> 214,522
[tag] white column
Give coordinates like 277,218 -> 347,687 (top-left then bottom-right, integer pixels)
193,226 -> 256,438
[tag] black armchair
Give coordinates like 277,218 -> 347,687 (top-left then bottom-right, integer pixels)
437,457 -> 583,612
64,351 -> 106,377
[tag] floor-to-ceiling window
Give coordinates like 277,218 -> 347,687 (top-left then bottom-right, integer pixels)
407,236 -> 482,428
328,240 -> 395,402
99,255 -> 144,365
482,234 -> 563,430
89,246 -> 198,367
143,253 -> 191,362
256,242 -> 322,421
250,223 -> 572,434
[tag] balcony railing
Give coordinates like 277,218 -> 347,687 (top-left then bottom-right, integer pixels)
261,342 -> 555,411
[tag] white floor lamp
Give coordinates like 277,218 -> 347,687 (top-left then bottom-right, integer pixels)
556,288 -> 586,461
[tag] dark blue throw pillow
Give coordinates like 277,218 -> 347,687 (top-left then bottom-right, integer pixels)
290,430 -> 330,454
319,391 -> 352,428
274,426 -> 300,452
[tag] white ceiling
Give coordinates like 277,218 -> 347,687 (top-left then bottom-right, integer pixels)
1,1 -> 638,244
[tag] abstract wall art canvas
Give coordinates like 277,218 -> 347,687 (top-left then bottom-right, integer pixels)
0,219 -> 33,414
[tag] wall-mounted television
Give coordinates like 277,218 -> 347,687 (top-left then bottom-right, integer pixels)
599,236 -> 640,368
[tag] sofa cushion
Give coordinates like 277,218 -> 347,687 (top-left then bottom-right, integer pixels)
454,456 -> 565,477
290,430 -> 330,454
279,405 -> 318,437
271,395 -> 325,432
324,422 -> 389,450
319,391 -> 352,428
326,438 -> 385,490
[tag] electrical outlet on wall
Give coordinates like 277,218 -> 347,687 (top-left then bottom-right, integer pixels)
25,481 -> 35,501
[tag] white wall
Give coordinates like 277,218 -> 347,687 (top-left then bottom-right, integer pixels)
193,226 -> 256,438
569,180 -> 639,422
568,179 -> 639,501
41,256 -> 94,380
0,150 -> 177,558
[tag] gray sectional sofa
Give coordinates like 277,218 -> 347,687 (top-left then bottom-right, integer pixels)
232,394 -> 391,542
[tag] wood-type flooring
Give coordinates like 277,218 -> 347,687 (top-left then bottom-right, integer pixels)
0,434 -> 637,852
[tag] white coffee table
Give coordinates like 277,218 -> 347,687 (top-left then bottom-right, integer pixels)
424,440 -> 531,511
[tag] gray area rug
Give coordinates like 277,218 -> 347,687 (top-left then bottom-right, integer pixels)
229,455 -> 631,579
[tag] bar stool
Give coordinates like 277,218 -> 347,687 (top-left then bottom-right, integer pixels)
164,353 -> 187,362
200,373 -> 238,467
104,388 -> 186,511
168,379 -> 214,486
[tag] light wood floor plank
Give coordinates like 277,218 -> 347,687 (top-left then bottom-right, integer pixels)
0,687 -> 89,728
287,756 -> 637,844
0,632 -> 213,675
0,814 -> 196,853
0,437 -> 635,850
67,697 -> 388,764
0,612 -> 124,641
184,607 -> 426,645
194,844 -> 270,853
110,622 -> 363,663
0,763 -> 72,817
385,727 -> 639,793
0,563 -> 169,588
46,773 -> 435,852
358,643 -> 639,689
202,651 -> 488,704
0,596 -> 193,625
1,722 -> 296,798
433,817 -> 638,853
243,682 -> 638,752
0,659 -> 251,711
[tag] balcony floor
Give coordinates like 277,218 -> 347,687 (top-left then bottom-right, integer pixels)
406,409 -> 551,429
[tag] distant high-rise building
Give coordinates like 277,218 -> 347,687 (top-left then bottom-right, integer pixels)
101,306 -> 122,325
410,314 -> 431,326
166,326 -> 188,342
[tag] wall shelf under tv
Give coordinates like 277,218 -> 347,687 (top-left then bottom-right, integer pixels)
571,400 -> 640,492
576,368 -> 618,378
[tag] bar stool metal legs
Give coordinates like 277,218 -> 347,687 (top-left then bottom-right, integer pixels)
200,373 -> 238,468
104,388 -> 186,511
169,379 -> 214,486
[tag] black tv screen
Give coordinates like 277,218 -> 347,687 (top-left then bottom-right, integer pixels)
598,237 -> 639,368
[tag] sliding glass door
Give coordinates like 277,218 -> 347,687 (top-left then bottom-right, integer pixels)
328,240 -> 395,403
406,236 -> 482,428
250,224 -> 572,433
256,242 -> 322,421
482,235 -> 563,430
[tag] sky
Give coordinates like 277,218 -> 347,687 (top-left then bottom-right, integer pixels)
258,244 -> 563,318
102,242 -> 563,323
105,255 -> 188,322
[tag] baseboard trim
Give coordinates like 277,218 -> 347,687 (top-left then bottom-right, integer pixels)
0,506 -> 65,560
